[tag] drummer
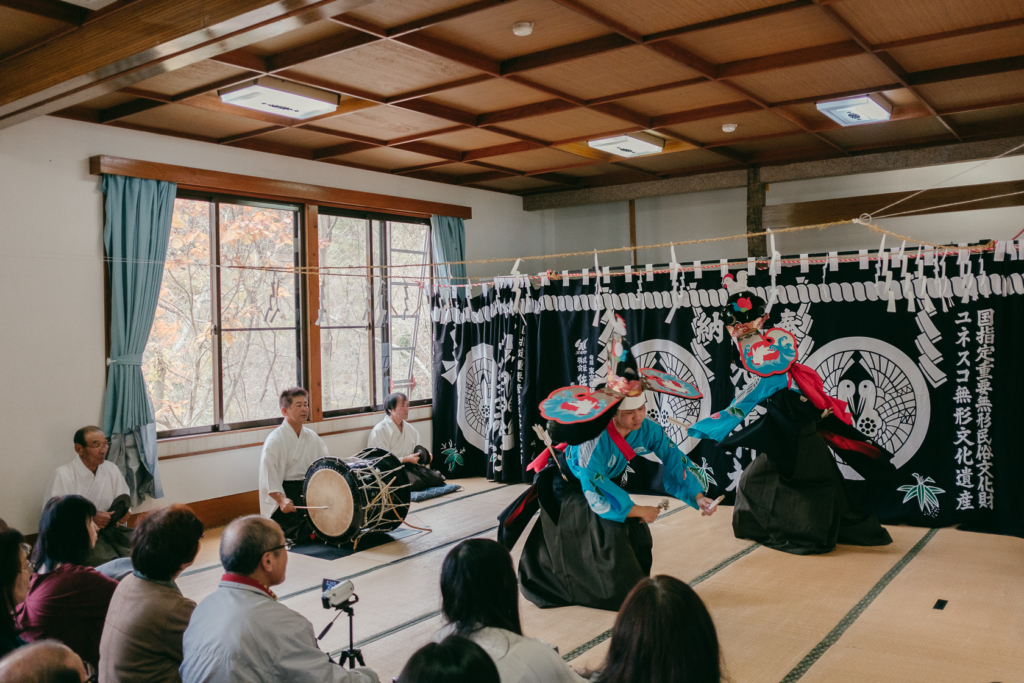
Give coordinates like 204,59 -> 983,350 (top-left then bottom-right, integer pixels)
258,388 -> 330,544
367,392 -> 424,464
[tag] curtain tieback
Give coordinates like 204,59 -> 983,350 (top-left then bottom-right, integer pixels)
107,354 -> 143,366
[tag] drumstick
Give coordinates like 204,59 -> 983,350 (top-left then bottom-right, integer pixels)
293,506 -> 329,510
704,495 -> 726,512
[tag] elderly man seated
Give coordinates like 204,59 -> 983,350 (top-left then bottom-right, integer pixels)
44,426 -> 132,566
181,516 -> 378,683
368,392 -> 445,492
0,640 -> 89,682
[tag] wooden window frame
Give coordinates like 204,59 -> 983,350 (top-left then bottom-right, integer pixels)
93,155 -> 466,439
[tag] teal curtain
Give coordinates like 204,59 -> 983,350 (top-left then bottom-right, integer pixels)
101,174 -> 176,504
431,215 -> 468,298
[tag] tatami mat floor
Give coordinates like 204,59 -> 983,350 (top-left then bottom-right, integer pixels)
179,479 -> 1024,683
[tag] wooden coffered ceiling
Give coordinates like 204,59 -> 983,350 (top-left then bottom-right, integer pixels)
4,0 -> 1024,198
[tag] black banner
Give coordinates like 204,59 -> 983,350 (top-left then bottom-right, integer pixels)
433,248 -> 1024,536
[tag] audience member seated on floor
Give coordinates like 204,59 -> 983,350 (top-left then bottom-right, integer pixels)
368,393 -> 445,493
45,427 -> 132,566
17,495 -> 118,670
590,575 -> 721,683
180,515 -> 378,683
259,388 -> 330,544
434,539 -> 586,683
0,528 -> 31,658
0,639 -> 89,683
397,636 -> 500,683
99,505 -> 204,683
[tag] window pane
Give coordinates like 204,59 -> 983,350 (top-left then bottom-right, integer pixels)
221,330 -> 299,423
321,328 -> 372,411
388,222 -> 432,401
219,204 -> 298,330
318,215 -> 370,327
219,203 -> 300,422
144,198 -> 214,431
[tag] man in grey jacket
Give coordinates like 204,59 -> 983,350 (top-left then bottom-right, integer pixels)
180,516 -> 378,683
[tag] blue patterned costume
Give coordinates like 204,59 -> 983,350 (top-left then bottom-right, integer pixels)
566,418 -> 705,522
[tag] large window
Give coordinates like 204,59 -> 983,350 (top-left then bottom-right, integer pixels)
144,195 -> 433,436
318,210 -> 432,417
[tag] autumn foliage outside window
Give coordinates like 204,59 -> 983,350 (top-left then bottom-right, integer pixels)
144,196 -> 433,436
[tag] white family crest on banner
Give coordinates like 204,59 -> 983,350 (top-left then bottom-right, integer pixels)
455,340 -> 515,471
806,337 -> 931,476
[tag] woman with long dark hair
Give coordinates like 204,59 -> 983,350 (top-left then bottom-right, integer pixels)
596,575 -> 722,683
434,539 -> 585,683
0,528 -> 31,657
16,495 -> 117,669
397,636 -> 500,683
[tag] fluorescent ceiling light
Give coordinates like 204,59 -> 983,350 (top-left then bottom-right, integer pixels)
816,93 -> 892,126
588,132 -> 665,157
219,77 -> 339,119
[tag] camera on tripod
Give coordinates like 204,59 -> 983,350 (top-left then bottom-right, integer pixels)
322,579 -> 357,610
319,579 -> 364,669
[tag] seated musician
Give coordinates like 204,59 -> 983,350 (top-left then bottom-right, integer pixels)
368,392 -> 446,492
44,426 -> 132,566
258,388 -> 329,544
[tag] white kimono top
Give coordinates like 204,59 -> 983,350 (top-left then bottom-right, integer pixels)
181,579 -> 378,683
434,624 -> 587,683
258,423 -> 330,518
367,417 -> 420,458
44,456 -> 130,511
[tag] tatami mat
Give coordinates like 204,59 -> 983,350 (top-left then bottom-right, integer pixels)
176,482 -> 1024,683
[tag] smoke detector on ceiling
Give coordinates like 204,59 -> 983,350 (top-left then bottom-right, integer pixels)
722,123 -> 738,133
513,22 -> 534,36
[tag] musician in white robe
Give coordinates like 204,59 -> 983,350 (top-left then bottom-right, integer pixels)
367,393 -> 422,463
44,426 -> 132,565
258,388 -> 330,543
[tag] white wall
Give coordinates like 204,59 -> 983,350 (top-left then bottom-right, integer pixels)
0,116 -> 523,533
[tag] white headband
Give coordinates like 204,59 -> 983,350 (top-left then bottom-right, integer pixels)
619,394 -> 646,410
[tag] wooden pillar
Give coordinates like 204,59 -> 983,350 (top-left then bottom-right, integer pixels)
303,204 -> 323,423
746,166 -> 767,257
628,199 -> 637,266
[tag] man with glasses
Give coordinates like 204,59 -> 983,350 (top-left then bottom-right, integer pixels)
181,516 -> 378,683
43,426 -> 132,565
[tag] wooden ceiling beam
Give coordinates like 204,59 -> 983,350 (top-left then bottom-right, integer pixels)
390,140 -> 463,161
186,93 -> 297,126
391,99 -> 477,126
462,140 -> 544,161
392,160 -> 458,175
385,74 -> 494,104
504,75 -> 586,106
716,40 -> 862,79
394,32 -> 501,75
478,98 -> 578,126
907,54 -> 1024,86
385,125 -> 469,146
530,172 -> 582,186
644,42 -> 715,79
0,0 -> 88,25
326,12 -> 387,38
501,33 -> 634,75
218,126 -> 284,145
588,102 -> 651,128
643,0 -> 813,43
120,87 -> 173,103
871,17 -> 1024,51
457,170 -> 517,184
311,140 -> 377,159
547,0 -> 642,43
1,0 -> 381,126
810,0 -> 962,141
585,78 -> 706,106
97,97 -> 168,123
466,160 -> 525,175
384,0 -> 523,38
266,31 -> 379,72
651,100 -> 760,128
210,49 -> 268,73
